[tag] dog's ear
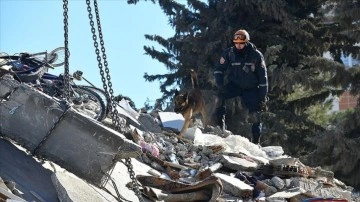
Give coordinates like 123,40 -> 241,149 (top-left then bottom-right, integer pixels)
175,89 -> 179,96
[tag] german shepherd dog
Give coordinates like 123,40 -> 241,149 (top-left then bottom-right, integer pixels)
174,69 -> 207,138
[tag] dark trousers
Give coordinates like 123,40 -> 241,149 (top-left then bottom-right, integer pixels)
216,82 -> 262,144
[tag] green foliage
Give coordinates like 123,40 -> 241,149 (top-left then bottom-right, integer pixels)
131,0 -> 359,103
305,99 -> 335,127
329,108 -> 356,126
127,0 -> 360,189
128,0 -> 360,153
143,98 -> 152,112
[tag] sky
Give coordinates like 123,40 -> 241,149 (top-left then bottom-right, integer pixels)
0,0 -> 174,109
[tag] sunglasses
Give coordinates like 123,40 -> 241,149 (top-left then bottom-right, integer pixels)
233,34 -> 246,40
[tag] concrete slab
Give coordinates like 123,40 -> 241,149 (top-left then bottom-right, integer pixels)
0,138 -> 58,202
220,155 -> 258,171
0,77 -> 142,186
0,186 -> 26,202
51,171 -> 115,202
101,159 -> 153,202
214,173 -> 253,198
118,99 -> 139,120
268,190 -> 301,199
158,112 -> 184,131
50,158 -> 154,202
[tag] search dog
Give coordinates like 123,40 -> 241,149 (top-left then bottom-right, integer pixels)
174,69 -> 207,138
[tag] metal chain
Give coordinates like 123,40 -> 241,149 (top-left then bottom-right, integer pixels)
85,1 -> 144,201
31,0 -> 72,157
32,103 -> 70,155
85,0 -> 107,98
124,157 -> 143,199
103,172 -> 133,202
63,0 -> 70,101
92,0 -> 124,133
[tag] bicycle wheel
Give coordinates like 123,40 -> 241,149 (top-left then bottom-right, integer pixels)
70,86 -> 107,121
80,85 -> 111,115
46,47 -> 65,67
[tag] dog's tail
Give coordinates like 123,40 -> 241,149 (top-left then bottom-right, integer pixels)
190,69 -> 199,88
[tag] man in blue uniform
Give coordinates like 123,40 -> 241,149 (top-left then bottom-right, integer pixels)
214,29 -> 268,144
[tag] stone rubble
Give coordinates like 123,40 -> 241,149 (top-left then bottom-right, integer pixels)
109,108 -> 358,202
0,80 -> 359,201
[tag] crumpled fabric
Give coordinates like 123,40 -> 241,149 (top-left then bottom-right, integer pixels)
139,140 -> 159,157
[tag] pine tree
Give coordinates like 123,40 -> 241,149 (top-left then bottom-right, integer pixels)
327,0 -> 360,97
128,0 -> 359,152
303,1 -> 360,188
128,0 -> 360,188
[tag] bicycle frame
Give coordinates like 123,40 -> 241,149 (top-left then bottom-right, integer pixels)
0,47 -> 66,83
22,51 -> 49,63
0,47 -> 65,72
39,72 -> 107,121
40,72 -> 78,96
1,49 -> 106,120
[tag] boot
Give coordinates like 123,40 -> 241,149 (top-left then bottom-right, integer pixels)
252,134 -> 261,144
220,115 -> 226,131
216,106 -> 226,130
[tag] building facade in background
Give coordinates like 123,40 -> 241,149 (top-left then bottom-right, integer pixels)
335,53 -> 360,111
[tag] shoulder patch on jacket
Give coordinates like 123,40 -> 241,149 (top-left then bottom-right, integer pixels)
251,63 -> 255,72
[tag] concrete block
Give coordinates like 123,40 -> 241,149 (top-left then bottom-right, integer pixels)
0,186 -> 26,202
220,155 -> 258,171
214,173 -> 253,198
137,113 -> 162,133
158,111 -> 184,131
51,171 -> 115,202
268,190 -> 301,200
271,176 -> 285,190
0,77 -> 141,186
0,139 -> 58,202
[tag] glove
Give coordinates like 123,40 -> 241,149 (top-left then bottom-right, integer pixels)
259,100 -> 268,112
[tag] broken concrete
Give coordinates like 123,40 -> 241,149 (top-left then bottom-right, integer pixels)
0,186 -> 26,202
0,76 -> 141,186
290,177 -> 350,199
0,138 -> 59,201
220,155 -> 258,171
214,173 -> 253,198
0,137 -> 154,202
0,175 -> 27,202
137,113 -> 162,133
51,171 -> 115,202
1,73 -> 360,202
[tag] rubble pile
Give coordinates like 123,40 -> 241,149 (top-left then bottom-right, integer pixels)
0,72 -> 359,201
111,109 -> 359,202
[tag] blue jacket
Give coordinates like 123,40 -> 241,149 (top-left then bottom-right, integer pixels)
214,42 -> 268,101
